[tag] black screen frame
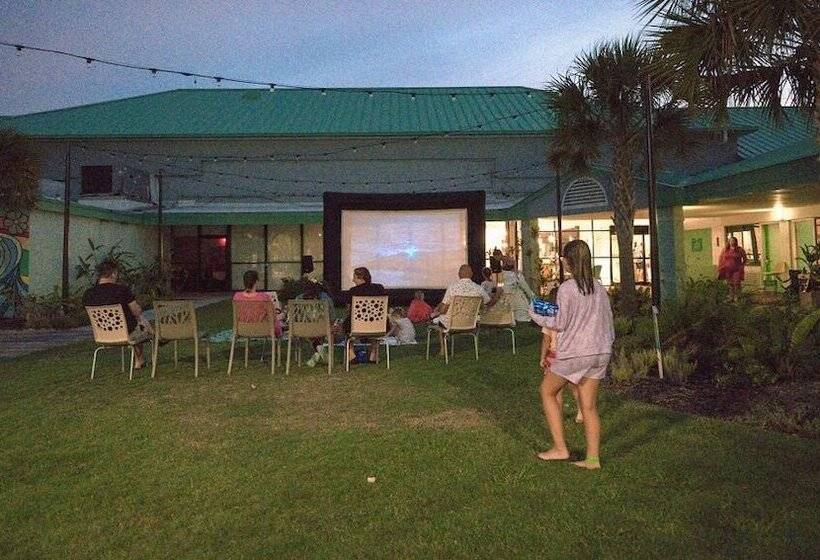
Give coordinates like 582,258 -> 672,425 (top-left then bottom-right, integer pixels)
323,191 -> 486,305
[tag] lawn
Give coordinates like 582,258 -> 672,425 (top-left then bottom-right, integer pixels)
1,300 -> 818,559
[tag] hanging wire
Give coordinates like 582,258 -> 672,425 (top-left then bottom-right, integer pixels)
1,41 -> 546,99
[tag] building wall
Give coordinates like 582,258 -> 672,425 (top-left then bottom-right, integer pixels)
683,203 -> 820,288
28,209 -> 158,295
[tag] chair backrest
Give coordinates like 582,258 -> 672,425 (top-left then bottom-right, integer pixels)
86,304 -> 130,345
153,300 -> 197,340
773,261 -> 788,276
350,295 -> 388,335
479,293 -> 515,327
448,295 -> 483,330
233,299 -> 275,338
593,265 -> 602,279
287,299 -> 330,339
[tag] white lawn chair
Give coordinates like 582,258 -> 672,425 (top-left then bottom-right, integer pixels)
344,295 -> 390,372
227,299 -> 277,376
151,300 -> 211,379
478,292 -> 516,355
85,304 -> 140,381
286,299 -> 333,375
426,295 -> 483,364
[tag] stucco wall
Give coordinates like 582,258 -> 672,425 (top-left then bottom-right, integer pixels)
28,209 -> 158,295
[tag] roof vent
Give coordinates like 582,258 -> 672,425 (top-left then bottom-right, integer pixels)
562,177 -> 608,211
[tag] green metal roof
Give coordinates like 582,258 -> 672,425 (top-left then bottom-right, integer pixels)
2,87 -> 555,139
729,107 -> 815,159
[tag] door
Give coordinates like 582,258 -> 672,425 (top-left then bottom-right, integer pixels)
684,228 -> 713,280
199,236 -> 230,291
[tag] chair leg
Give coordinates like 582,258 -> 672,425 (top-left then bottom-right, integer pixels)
194,337 -> 199,378
345,339 -> 351,372
327,336 -> 333,375
227,334 -> 236,376
510,329 -> 516,355
444,334 -> 449,365
386,340 -> 390,370
244,338 -> 249,368
450,335 -> 455,358
173,340 -> 178,369
91,347 -> 104,380
473,334 -> 479,360
121,346 -> 125,373
270,337 -> 276,375
285,335 -> 292,376
425,329 -> 431,361
206,343 -> 211,369
151,335 -> 160,379
128,347 -> 135,381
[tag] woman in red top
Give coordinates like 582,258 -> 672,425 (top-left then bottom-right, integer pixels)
718,236 -> 748,301
233,270 -> 282,337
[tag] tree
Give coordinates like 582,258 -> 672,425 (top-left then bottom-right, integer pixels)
639,0 -> 818,134
546,37 -> 690,313
0,129 -> 40,213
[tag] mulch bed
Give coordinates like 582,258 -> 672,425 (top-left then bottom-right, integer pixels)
610,378 -> 820,438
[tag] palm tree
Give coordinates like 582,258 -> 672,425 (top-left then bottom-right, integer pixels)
639,0 -> 817,134
0,129 -> 40,213
546,37 -> 690,313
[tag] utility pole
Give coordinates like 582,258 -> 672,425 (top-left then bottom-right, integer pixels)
62,143 -> 71,299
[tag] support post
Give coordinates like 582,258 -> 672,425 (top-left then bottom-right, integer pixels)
62,144 -> 71,299
643,76 -> 662,307
555,172 -> 564,281
157,171 -> 164,269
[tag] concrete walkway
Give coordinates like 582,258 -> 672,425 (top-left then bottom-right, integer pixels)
0,296 -> 228,360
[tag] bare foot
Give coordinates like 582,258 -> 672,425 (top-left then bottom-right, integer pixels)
571,459 -> 601,470
536,448 -> 570,461
575,412 -> 584,424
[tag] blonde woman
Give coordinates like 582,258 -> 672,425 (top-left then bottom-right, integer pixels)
529,240 -> 614,469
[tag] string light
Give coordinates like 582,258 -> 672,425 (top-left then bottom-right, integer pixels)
2,41 -> 548,99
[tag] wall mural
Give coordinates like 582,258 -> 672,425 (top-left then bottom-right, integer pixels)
0,210 -> 30,319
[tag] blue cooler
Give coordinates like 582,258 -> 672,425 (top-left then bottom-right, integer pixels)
532,298 -> 559,317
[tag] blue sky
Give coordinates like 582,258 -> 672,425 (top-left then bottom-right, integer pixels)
0,1 -> 644,115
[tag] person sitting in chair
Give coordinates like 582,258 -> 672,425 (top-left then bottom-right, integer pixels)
340,267 -> 387,363
431,264 -> 491,330
233,269 -> 282,337
82,259 -> 153,369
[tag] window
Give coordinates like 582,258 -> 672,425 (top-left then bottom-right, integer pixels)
81,165 -> 113,195
725,224 -> 760,265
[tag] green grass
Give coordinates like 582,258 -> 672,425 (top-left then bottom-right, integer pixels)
1,300 -> 818,559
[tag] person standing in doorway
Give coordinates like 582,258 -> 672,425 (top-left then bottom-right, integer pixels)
718,236 -> 748,300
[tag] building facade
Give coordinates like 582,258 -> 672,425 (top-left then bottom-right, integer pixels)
1,88 -> 817,309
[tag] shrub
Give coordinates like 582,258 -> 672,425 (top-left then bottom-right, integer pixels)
661,347 -> 696,384
23,291 -> 88,329
610,348 -> 657,383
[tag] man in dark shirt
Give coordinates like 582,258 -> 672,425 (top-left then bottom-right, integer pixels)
340,266 -> 387,363
82,260 -> 153,368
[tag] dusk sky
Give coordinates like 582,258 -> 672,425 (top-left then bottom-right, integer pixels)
0,1 -> 644,116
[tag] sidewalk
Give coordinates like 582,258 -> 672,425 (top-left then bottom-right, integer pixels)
0,296 -> 228,360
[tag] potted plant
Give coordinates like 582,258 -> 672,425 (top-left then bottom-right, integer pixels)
798,242 -> 820,308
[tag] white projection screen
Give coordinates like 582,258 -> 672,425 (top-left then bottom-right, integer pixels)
341,209 -> 468,289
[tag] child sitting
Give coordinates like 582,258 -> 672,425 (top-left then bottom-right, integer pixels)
387,307 -> 417,345
407,290 -> 433,323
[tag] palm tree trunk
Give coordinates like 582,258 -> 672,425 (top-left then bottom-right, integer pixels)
612,149 -> 637,314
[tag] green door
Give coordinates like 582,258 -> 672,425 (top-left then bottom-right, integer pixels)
795,220 -> 815,264
762,223 -> 784,275
684,228 -> 713,280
